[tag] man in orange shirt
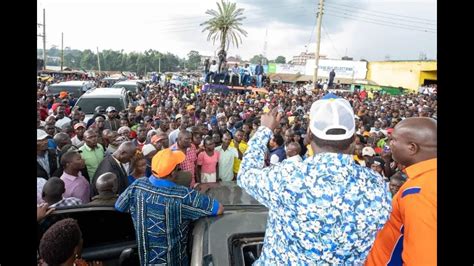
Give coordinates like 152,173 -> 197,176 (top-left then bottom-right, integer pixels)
366,117 -> 437,265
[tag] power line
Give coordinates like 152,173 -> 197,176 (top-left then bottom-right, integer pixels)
321,22 -> 342,58
324,8 -> 436,31
324,11 -> 436,33
305,19 -> 317,50
326,1 -> 436,22
323,4 -> 436,26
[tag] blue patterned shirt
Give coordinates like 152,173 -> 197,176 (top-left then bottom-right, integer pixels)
237,126 -> 392,265
115,176 -> 220,265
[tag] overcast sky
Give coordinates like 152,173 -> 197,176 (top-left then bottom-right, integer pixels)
37,0 -> 436,61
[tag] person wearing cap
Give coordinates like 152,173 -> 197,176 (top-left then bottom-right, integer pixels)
141,144 -> 157,177
115,147 -> 224,265
60,150 -> 90,204
37,129 -> 59,180
86,106 -> 106,129
104,106 -> 120,131
71,122 -> 86,148
237,94 -> 391,264
151,133 -> 168,151
134,105 -> 144,124
366,117 -> 437,266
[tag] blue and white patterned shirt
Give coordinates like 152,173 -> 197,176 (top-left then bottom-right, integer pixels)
115,176 -> 220,265
237,126 -> 392,265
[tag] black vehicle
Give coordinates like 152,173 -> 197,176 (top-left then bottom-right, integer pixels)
37,182 -> 268,266
46,81 -> 95,98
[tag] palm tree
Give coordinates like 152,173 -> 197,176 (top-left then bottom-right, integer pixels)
201,0 -> 247,72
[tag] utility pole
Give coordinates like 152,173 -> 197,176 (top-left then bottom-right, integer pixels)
96,47 -> 101,75
37,9 -> 47,70
263,28 -> 268,65
313,0 -> 324,87
61,32 -> 64,71
159,56 -> 161,73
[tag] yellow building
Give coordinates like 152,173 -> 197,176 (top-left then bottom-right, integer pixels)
367,60 -> 437,92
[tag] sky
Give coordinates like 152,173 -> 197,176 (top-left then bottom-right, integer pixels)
37,0 -> 436,62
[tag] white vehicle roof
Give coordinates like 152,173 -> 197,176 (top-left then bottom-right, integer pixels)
50,81 -> 92,86
81,87 -> 127,97
114,80 -> 146,85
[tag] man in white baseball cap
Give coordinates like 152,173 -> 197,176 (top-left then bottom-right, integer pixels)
37,129 -> 58,180
237,92 -> 392,264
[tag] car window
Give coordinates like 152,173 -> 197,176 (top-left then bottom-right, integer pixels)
75,97 -> 125,114
48,85 -> 83,97
112,83 -> 137,92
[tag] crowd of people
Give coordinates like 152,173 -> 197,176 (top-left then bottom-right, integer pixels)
36,74 -> 437,265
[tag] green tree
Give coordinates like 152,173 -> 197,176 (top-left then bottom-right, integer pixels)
187,50 -> 201,70
201,0 -> 247,72
275,56 -> 286,64
80,49 -> 96,70
249,54 -> 267,64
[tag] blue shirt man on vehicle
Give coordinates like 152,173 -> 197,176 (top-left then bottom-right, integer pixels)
115,147 -> 224,265
237,93 -> 391,265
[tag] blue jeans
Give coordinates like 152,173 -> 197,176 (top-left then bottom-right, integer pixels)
257,74 -> 263,88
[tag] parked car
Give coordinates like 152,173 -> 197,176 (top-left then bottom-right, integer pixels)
46,81 -> 95,98
74,87 -> 129,123
112,80 -> 146,93
37,182 -> 267,266
102,76 -> 127,86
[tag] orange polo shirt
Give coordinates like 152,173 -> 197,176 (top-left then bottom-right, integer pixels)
365,158 -> 437,266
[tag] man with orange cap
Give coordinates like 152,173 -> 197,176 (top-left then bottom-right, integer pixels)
115,147 -> 224,265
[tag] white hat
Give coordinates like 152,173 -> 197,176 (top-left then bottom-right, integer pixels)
37,129 -> 48,140
309,93 -> 355,141
362,146 -> 376,157
142,144 -> 157,157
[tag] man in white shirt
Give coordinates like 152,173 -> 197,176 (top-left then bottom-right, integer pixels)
241,64 -> 252,86
208,60 -> 218,83
215,133 -> 239,181
285,142 -> 303,162
55,105 -> 71,129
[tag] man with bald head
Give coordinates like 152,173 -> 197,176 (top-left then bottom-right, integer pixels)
88,172 -> 119,206
53,132 -> 72,156
285,142 -> 302,162
92,141 -> 137,195
366,117 -> 437,266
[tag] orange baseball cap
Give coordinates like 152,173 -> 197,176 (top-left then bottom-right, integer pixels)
151,134 -> 166,144
151,148 -> 185,178
59,91 -> 68,99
